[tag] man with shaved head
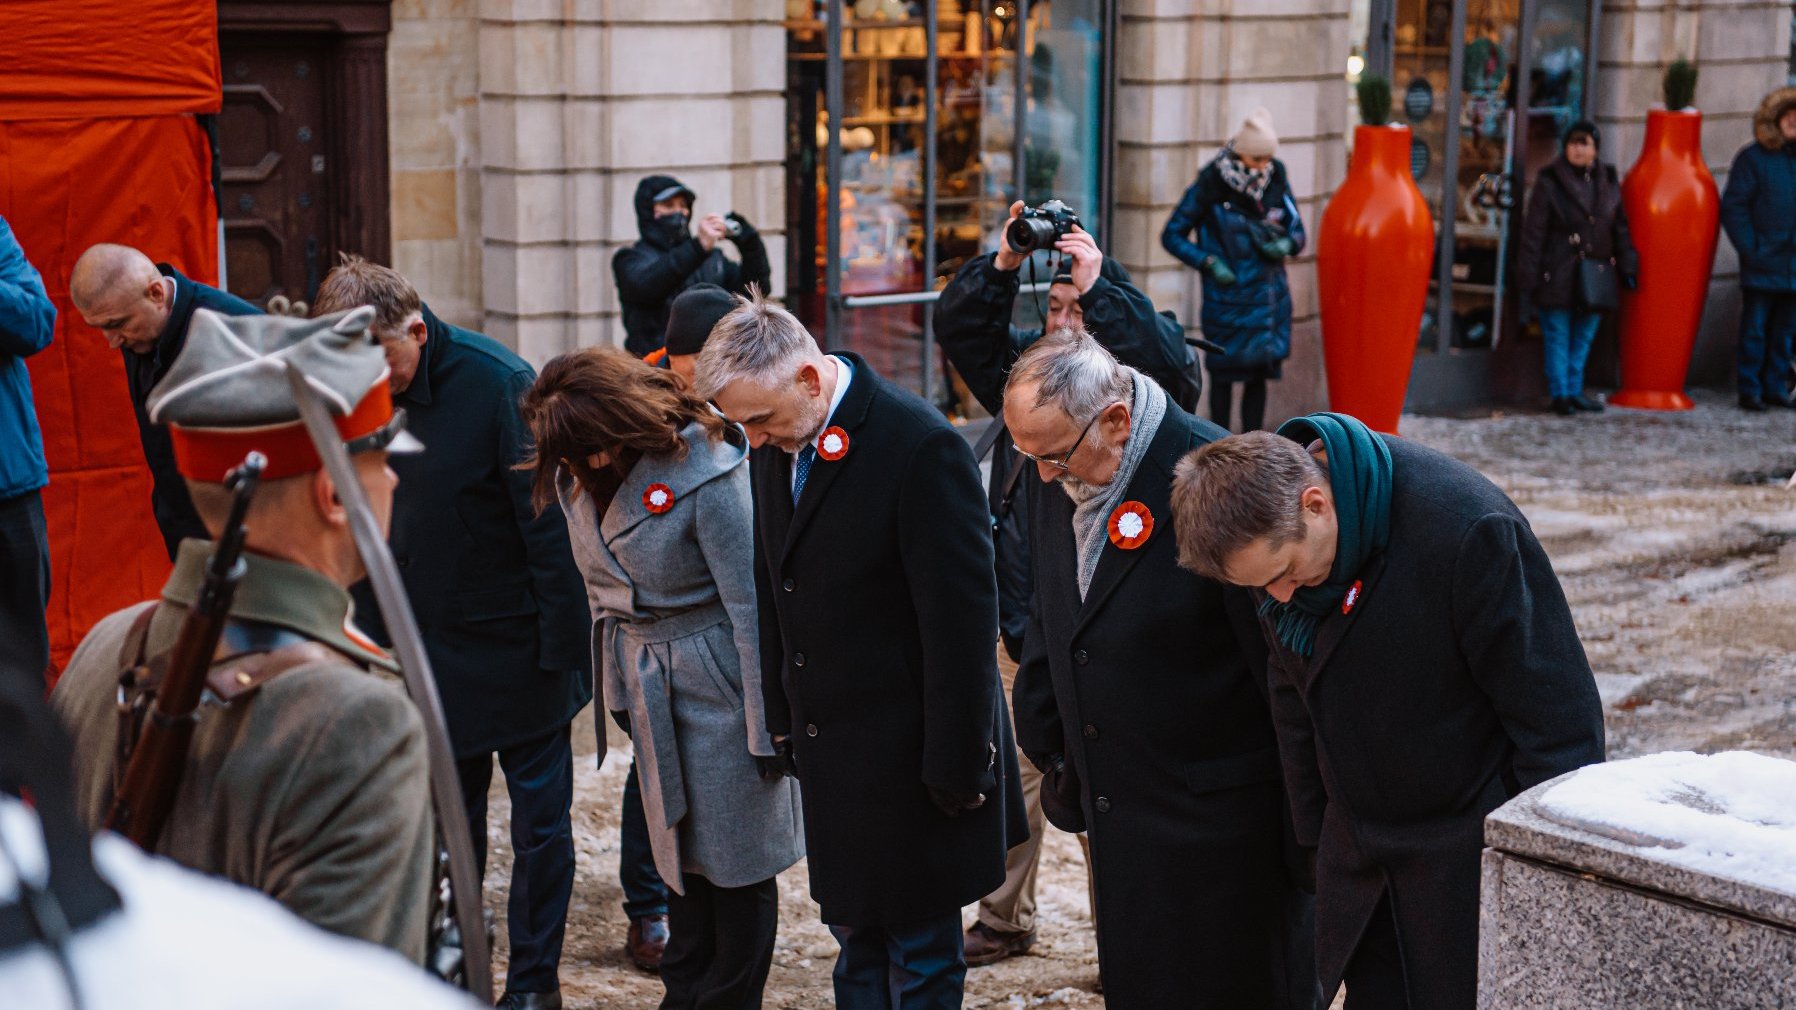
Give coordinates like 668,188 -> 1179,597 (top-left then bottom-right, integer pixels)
70,244 -> 259,557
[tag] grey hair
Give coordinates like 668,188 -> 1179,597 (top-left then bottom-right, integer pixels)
693,289 -> 821,400
1006,326 -> 1131,423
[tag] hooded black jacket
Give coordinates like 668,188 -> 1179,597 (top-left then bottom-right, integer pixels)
612,174 -> 771,355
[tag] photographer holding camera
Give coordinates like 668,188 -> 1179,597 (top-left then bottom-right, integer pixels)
613,176 -> 771,357
934,198 -> 1201,968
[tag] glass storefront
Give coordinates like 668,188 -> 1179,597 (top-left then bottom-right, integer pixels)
784,0 -> 1112,417
1355,0 -> 1598,408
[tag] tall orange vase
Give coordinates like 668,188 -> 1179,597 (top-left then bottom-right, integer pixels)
1317,124 -> 1435,434
1609,109 -> 1719,411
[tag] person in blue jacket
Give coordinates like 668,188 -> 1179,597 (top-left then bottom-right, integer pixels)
0,215 -> 56,688
1720,86 -> 1796,411
1162,108 -> 1306,433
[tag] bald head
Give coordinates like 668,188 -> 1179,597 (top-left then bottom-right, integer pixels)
71,244 -> 173,354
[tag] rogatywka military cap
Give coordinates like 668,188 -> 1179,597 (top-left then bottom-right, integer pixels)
146,305 -> 423,482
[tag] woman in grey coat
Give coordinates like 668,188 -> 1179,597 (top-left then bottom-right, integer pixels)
520,348 -> 803,1010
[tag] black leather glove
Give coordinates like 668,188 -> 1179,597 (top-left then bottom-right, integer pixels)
1034,754 -> 1086,833
755,738 -> 797,782
725,211 -> 760,242
927,785 -> 987,817
1024,750 -> 1061,776
608,709 -> 631,737
1623,273 -> 1638,291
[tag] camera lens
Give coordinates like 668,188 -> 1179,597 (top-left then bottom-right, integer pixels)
724,218 -> 743,238
1007,215 -> 1058,252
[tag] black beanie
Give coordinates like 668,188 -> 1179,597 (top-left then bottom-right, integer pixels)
664,284 -> 738,356
1564,120 -> 1600,149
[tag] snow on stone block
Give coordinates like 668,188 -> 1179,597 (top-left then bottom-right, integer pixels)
1536,751 -> 1796,897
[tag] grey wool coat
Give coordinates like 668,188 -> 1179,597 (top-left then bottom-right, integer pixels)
561,420 -> 804,892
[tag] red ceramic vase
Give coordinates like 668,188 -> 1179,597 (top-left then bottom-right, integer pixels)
1317,124 -> 1435,434
1610,108 -> 1719,411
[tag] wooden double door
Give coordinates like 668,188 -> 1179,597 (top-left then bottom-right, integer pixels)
216,2 -> 391,313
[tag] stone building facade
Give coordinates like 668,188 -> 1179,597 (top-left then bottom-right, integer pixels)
384,0 -> 1791,414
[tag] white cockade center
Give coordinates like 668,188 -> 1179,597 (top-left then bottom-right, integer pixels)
649,489 -> 669,507
822,433 -> 844,455
1117,512 -> 1145,539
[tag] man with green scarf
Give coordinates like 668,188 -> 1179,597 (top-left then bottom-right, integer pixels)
1167,415 -> 1605,1010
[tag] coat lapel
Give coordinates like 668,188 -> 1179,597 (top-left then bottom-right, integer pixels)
1073,415 -> 1193,633
781,352 -> 877,562
1294,550 -> 1390,693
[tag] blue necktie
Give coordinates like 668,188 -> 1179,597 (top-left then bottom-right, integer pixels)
792,445 -> 817,506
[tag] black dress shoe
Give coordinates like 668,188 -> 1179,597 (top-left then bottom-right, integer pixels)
1764,392 -> 1795,409
496,990 -> 562,1010
1572,394 -> 1605,412
1740,395 -> 1769,412
627,913 -> 669,972
1550,397 -> 1578,416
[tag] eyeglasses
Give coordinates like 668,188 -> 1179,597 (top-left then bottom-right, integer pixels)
1014,408 -> 1105,472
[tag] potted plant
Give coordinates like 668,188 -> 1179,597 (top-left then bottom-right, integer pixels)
1610,59 -> 1719,411
1316,74 -> 1435,434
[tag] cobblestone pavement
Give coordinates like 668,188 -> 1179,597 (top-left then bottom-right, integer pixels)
480,391 -> 1795,1008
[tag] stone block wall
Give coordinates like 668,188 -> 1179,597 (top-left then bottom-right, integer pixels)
1596,0 -> 1792,387
390,0 -> 485,330
1112,0 -> 1350,425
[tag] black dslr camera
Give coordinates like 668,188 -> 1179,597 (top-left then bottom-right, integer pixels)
1006,200 -> 1080,253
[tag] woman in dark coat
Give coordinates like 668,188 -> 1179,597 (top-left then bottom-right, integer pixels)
1162,107 -> 1306,432
520,349 -> 803,1010
1515,120 -> 1638,415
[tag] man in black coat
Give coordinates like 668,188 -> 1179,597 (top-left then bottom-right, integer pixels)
612,175 -> 771,356
1001,330 -> 1315,1009
696,294 -> 1027,1010
70,243 -> 261,558
1169,419 -> 1606,1010
934,204 -> 1204,963
314,258 -> 592,1010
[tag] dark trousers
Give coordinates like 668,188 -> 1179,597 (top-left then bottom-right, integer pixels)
1342,895 -> 1408,1010
829,911 -> 966,1010
1737,288 -> 1796,400
621,759 -> 670,919
0,490 -> 50,690
659,874 -> 778,1010
457,725 -> 577,994
1210,377 -> 1269,432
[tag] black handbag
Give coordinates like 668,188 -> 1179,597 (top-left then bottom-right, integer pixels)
1575,257 -> 1619,311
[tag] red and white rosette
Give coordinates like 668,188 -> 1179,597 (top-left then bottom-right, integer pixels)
816,425 -> 850,461
1341,579 -> 1364,615
1106,500 -> 1154,550
642,482 -> 675,514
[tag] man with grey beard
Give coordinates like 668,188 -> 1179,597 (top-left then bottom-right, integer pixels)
1000,328 -> 1316,1009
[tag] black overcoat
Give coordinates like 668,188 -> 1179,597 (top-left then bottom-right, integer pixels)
354,308 -> 592,757
1014,401 -> 1317,1010
750,353 -> 1028,927
123,266 -> 260,558
1263,436 -> 1605,1008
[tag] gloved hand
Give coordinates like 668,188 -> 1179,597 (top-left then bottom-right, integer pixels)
608,709 -> 632,738
927,785 -> 987,817
725,211 -> 760,242
1623,272 -> 1638,291
1257,236 -> 1297,261
755,738 -> 797,782
1202,256 -> 1237,287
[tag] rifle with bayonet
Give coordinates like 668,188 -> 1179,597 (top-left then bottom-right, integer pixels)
106,452 -> 265,848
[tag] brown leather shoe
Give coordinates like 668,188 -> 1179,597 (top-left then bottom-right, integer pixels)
963,921 -> 1036,966
627,913 -> 669,972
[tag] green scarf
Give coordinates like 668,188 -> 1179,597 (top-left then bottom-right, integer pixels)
1258,412 -> 1393,657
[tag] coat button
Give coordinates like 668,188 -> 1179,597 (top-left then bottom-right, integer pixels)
793,652 -> 806,668
806,724 -> 818,737
1073,649 -> 1089,665
1095,796 -> 1111,813
1083,724 -> 1099,740
782,578 -> 795,592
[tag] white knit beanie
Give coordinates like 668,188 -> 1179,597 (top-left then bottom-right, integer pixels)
1233,107 -> 1278,159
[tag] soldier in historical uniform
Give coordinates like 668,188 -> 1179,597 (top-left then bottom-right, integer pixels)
50,306 -> 438,963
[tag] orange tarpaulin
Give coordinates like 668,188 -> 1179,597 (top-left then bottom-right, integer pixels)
0,1 -> 221,675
